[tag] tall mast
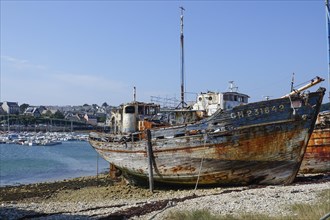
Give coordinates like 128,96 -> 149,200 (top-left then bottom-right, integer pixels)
291,72 -> 295,92
326,0 -> 330,101
180,7 -> 186,108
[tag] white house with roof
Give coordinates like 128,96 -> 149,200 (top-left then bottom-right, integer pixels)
84,113 -> 97,126
0,102 -> 6,115
65,112 -> 82,122
24,107 -> 41,117
2,101 -> 20,114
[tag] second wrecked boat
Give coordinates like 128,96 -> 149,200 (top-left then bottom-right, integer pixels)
299,110 -> 330,174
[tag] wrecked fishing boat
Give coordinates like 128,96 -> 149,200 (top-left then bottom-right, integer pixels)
299,110 -> 330,174
89,85 -> 326,187
89,8 -> 326,187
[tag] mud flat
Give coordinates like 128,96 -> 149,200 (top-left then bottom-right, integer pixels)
0,174 -> 329,219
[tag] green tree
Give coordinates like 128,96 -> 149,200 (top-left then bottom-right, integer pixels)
43,110 -> 53,118
97,115 -> 106,123
102,102 -> 109,107
53,111 -> 65,119
20,103 -> 30,114
21,115 -> 35,125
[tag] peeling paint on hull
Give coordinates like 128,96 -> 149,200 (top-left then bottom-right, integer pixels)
299,127 -> 330,174
89,88 -> 325,187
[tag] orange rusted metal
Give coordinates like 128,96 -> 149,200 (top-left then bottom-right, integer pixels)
299,111 -> 330,174
109,163 -> 117,179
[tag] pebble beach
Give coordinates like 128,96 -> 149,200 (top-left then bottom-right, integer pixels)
1,173 -> 329,220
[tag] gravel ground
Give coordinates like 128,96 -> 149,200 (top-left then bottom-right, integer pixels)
0,174 -> 329,219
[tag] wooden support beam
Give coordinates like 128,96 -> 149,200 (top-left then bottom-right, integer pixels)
146,129 -> 154,192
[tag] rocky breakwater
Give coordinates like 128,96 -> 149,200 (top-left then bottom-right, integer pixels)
0,174 -> 329,219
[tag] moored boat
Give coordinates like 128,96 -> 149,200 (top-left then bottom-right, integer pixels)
39,140 -> 62,146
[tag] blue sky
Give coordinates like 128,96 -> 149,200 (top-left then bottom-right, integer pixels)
1,0 -> 329,106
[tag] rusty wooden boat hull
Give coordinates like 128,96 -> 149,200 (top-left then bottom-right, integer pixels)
89,88 -> 325,187
299,111 -> 330,174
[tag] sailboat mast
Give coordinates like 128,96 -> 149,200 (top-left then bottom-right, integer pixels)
180,7 -> 185,108
326,0 -> 330,101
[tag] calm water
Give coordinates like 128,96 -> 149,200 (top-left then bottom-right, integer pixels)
0,141 -> 109,186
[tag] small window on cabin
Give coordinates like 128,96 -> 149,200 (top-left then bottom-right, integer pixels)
208,97 -> 212,101
199,97 -> 202,101
150,107 -> 156,115
125,106 -> 135,114
228,95 -> 234,101
138,106 -> 144,114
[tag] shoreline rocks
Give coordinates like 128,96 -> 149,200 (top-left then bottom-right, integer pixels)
1,173 -> 329,219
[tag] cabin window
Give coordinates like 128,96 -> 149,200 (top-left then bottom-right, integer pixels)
125,106 -> 135,113
138,106 -> 144,114
150,107 -> 156,115
199,97 -> 202,101
225,95 -> 234,101
208,97 -> 212,101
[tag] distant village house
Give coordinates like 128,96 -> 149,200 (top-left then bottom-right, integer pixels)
1,101 -> 20,114
84,113 -> 97,126
24,107 -> 41,117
